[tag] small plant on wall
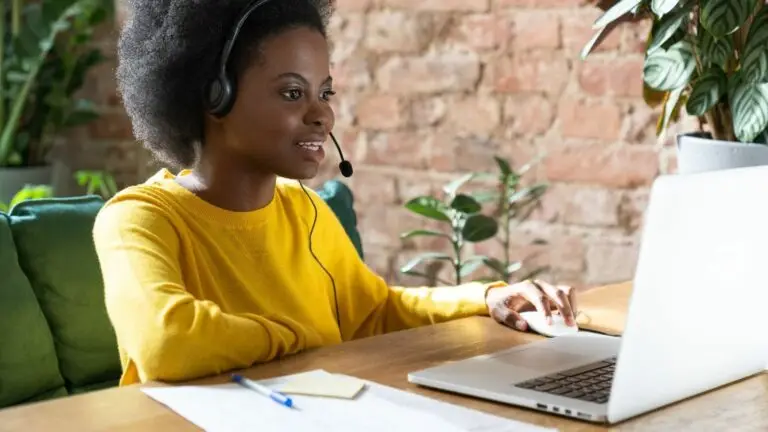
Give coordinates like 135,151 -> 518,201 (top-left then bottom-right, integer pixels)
399,156 -> 548,286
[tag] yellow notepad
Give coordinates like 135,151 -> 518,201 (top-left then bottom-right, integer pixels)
278,371 -> 366,399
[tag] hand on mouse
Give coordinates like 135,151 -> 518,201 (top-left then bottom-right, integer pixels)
485,279 -> 577,332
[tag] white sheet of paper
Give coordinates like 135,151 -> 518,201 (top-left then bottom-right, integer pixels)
141,370 -> 556,432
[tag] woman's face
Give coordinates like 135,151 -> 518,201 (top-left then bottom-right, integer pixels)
213,26 -> 335,180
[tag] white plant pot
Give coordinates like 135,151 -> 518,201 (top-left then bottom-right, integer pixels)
0,165 -> 54,205
676,134 -> 768,174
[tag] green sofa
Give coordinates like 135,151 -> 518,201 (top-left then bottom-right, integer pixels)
0,180 -> 363,409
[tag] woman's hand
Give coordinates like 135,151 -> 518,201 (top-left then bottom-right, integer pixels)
485,280 -> 577,332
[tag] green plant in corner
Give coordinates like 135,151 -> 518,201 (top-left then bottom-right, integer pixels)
399,180 -> 499,286
0,0 -> 114,167
468,156 -> 550,283
582,0 -> 768,145
0,184 -> 53,212
75,169 -> 118,199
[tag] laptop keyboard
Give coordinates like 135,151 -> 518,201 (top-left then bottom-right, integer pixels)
514,357 -> 616,404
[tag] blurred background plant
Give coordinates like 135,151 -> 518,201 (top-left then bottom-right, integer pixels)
399,155 -> 549,286
0,169 -> 117,212
0,0 -> 114,167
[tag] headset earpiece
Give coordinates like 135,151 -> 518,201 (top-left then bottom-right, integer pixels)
207,72 -> 236,118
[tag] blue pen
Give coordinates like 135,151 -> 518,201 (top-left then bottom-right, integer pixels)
231,374 -> 296,409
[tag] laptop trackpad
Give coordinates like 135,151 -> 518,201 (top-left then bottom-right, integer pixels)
494,346 -> 595,374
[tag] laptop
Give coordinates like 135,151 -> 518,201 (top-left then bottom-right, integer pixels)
408,165 -> 768,424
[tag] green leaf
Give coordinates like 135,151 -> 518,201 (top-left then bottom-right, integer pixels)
509,184 -> 548,205
459,259 -> 486,278
729,72 -> 768,143
400,229 -> 451,240
697,28 -> 733,69
400,252 -> 453,274
450,194 -> 482,214
443,173 -> 476,197
643,39 -> 696,91
647,4 -> 691,54
652,0 -> 681,17
685,67 -> 728,116
9,185 -> 53,207
507,262 -> 523,274
404,196 -> 450,222
741,8 -> 768,84
700,0 -> 757,38
480,257 -> 507,277
470,190 -> 500,204
593,0 -> 643,29
493,156 -> 513,176
462,214 -> 498,242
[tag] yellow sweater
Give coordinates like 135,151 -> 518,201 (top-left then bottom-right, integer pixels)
93,169 -> 495,385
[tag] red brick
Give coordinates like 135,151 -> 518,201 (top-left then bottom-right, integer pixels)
536,184 -> 622,226
617,188 -> 650,235
621,102 -> 660,146
380,0 -> 489,11
497,0 -> 575,7
428,131 -> 501,173
335,0 -> 373,12
559,98 -> 622,141
578,58 -> 644,97
88,110 -> 134,140
621,21 -> 653,54
331,127 -> 367,164
544,144 -> 660,188
356,95 -> 406,130
330,57 -> 372,90
346,168 -> 399,205
585,242 -> 639,285
512,12 -> 561,51
357,203 -> 438,249
410,97 -> 448,126
503,95 -> 555,137
451,14 -> 508,50
561,10 -> 621,56
364,11 -> 433,53
363,131 -> 431,169
328,13 -> 365,63
445,95 -> 501,136
376,53 -> 481,94
492,53 -> 570,95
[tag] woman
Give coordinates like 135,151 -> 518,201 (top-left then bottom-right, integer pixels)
94,0 -> 578,386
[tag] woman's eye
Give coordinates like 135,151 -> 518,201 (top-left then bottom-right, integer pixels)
282,89 -> 303,100
322,90 -> 336,101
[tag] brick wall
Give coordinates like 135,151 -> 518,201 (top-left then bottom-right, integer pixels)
75,0 -> 699,288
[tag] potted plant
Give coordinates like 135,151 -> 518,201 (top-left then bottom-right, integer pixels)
583,0 -> 768,174
0,0 -> 114,203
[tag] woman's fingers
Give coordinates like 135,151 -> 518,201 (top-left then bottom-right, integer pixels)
491,304 -> 527,331
533,280 -> 576,326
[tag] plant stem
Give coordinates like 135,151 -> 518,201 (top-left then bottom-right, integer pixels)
502,177 -> 512,283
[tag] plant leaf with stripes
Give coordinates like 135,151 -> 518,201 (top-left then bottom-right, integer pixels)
729,71 -> 768,143
700,0 -> 758,37
652,0 -> 681,17
593,0 -> 643,29
643,39 -> 696,90
647,3 -> 692,54
685,67 -> 728,116
741,8 -> 768,84
697,27 -> 733,68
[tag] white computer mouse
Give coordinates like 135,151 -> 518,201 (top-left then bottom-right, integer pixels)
519,311 -> 579,338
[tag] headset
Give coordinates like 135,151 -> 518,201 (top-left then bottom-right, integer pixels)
208,0 -> 351,337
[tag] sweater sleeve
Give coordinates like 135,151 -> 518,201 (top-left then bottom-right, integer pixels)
93,198 -> 304,383
312,192 -> 502,340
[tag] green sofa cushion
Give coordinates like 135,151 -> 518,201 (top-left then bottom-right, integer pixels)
8,196 -> 121,392
316,180 -> 364,260
0,213 -> 67,408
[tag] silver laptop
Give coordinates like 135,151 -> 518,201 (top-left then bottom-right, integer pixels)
408,165 -> 768,424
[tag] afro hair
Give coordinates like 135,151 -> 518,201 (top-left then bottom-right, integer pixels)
116,0 -> 334,168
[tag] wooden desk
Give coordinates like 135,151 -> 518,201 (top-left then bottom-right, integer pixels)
0,284 -> 766,431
